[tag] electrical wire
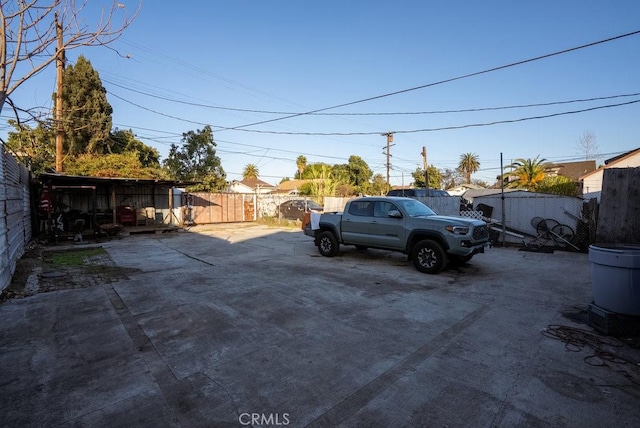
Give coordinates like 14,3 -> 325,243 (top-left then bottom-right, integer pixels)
102,76 -> 640,116
219,29 -> 640,131
108,91 -> 213,127
227,99 -> 640,135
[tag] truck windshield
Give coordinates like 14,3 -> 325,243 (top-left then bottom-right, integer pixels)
398,199 -> 436,217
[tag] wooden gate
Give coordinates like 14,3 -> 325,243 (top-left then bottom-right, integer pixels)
189,192 -> 255,224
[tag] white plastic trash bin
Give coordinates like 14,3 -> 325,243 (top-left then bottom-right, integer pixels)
589,243 -> 640,316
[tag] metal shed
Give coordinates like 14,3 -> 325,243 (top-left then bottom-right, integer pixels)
37,173 -> 192,239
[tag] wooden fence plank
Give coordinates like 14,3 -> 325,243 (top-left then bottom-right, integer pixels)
596,168 -> 640,243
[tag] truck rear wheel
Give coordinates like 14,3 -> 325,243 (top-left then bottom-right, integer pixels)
412,240 -> 447,274
317,231 -> 339,257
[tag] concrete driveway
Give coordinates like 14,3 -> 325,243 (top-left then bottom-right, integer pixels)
1,224 -> 639,427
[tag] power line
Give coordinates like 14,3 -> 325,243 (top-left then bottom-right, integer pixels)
324,92 -> 640,116
225,99 -> 640,135
218,29 -> 640,131
101,78 -> 640,117
109,91 -> 213,127
104,83 -> 640,137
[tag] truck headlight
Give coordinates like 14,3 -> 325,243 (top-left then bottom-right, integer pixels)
445,225 -> 469,235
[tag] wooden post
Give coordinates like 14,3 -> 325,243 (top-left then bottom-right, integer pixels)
55,14 -> 65,172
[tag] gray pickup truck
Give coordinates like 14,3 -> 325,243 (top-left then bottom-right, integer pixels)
304,196 -> 489,274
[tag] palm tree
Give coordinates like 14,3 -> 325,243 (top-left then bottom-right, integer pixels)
242,164 -> 259,180
458,153 -> 480,184
504,156 -> 554,190
296,155 -> 307,179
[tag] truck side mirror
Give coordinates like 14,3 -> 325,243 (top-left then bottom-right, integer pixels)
388,210 -> 403,218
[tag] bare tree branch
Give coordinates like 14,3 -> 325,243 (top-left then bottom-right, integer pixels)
576,130 -> 599,160
1,0 -> 141,116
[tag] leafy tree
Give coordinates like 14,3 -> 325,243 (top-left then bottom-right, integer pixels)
5,121 -> 56,175
327,155 -> 373,195
303,164 -> 337,201
335,183 -> 356,197
331,164 -> 351,185
302,162 -> 334,179
536,175 -> 578,196
346,155 -> 373,189
504,156 -> 554,190
59,55 -> 113,155
295,155 -> 307,179
369,174 -> 387,196
65,152 -> 167,179
0,1 -> 140,116
411,165 -> 442,189
458,153 -> 480,184
163,125 -> 226,191
242,164 -> 259,179
109,128 -> 160,167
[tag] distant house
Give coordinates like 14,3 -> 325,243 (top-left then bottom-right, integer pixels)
447,183 -> 484,196
580,148 -> 640,200
549,160 -> 596,181
461,188 -> 521,203
271,179 -> 320,195
227,177 -> 275,194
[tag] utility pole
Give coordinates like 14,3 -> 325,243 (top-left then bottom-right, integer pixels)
421,146 -> 429,194
55,13 -> 65,172
382,132 -> 394,190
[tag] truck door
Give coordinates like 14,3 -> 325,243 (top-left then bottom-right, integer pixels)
341,200 -> 373,244
368,200 -> 406,249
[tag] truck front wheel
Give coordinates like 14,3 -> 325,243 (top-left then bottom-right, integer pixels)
412,240 -> 447,274
317,231 -> 339,257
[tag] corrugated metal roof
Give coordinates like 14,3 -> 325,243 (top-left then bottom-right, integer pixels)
38,173 -> 193,187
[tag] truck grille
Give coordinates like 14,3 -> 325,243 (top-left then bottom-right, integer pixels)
473,225 -> 489,241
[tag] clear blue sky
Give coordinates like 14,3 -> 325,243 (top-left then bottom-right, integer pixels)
6,1 -> 640,186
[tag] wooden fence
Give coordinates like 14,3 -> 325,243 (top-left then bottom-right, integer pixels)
189,192 -> 256,224
596,168 -> 640,243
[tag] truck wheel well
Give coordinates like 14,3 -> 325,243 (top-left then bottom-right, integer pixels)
408,234 -> 446,253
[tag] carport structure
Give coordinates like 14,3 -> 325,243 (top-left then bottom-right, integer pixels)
36,173 -> 191,239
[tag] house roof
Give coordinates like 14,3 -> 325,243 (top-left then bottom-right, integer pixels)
550,160 -> 596,181
604,147 -> 640,165
449,183 -> 484,191
272,179 -> 324,192
232,177 -> 275,189
462,188 -> 521,201
579,147 -> 640,180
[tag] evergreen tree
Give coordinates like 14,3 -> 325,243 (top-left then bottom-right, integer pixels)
59,55 -> 113,155
109,128 -> 160,167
